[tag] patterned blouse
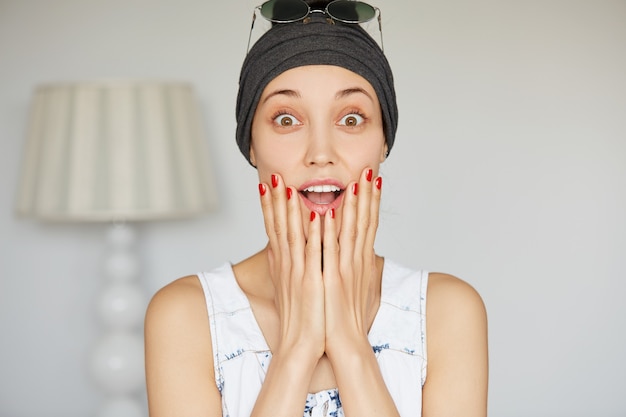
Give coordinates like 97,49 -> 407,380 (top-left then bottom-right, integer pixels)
198,260 -> 428,417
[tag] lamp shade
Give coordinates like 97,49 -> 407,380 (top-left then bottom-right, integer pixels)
15,81 -> 217,222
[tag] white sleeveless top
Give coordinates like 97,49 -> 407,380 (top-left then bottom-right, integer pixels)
197,259 -> 428,417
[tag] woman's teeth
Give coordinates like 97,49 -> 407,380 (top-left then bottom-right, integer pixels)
303,185 -> 341,193
301,185 -> 342,205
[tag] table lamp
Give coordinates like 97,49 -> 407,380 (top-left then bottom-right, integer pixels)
15,80 -> 218,417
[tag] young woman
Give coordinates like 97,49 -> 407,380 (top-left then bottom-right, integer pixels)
145,1 -> 488,416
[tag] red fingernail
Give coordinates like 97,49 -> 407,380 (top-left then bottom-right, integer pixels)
310,211 -> 316,222
375,177 -> 382,190
258,183 -> 267,196
286,187 -> 292,200
352,183 -> 358,195
366,169 -> 373,182
271,174 -> 278,188
329,208 -> 335,219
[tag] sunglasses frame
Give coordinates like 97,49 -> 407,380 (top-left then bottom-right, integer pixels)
246,0 -> 384,53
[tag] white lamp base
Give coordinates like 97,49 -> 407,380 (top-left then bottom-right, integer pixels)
89,224 -> 146,417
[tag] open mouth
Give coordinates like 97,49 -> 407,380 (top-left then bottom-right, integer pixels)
300,184 -> 343,205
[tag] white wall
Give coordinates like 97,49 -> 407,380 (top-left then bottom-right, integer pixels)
1,1 -> 624,416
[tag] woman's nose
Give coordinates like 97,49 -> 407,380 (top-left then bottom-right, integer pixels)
304,125 -> 337,167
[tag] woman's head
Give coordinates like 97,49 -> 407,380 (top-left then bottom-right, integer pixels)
249,64 -> 387,220
236,0 -> 397,166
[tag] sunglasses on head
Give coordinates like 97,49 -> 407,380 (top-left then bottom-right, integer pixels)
247,0 -> 383,52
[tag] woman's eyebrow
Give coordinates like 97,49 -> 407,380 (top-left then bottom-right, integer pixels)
336,87 -> 374,102
262,89 -> 300,104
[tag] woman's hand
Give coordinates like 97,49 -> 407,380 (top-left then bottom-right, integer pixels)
319,168 -> 401,417
257,169 -> 400,417
322,167 -> 382,358
259,173 -> 326,360
251,173 -> 326,417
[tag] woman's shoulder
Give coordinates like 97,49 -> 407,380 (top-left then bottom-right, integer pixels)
426,272 -> 486,316
382,261 -> 485,315
425,272 -> 488,358
146,262 -> 237,317
149,274 -> 204,304
145,274 -> 222,416
422,273 -> 489,414
145,275 -> 208,332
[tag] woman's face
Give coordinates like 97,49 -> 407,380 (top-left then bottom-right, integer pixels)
250,65 -> 387,231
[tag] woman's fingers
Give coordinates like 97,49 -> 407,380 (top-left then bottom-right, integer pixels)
362,175 -> 382,318
338,168 -> 376,272
259,174 -> 306,305
303,210 -> 326,356
322,208 -> 339,275
259,182 -> 274,241
259,182 -> 280,269
269,174 -> 291,270
354,168 -> 374,261
286,184 -> 305,278
259,174 -> 325,358
305,211 -> 323,278
330,168 -> 382,333
338,180 -> 359,271
365,175 -> 382,258
339,168 -> 377,262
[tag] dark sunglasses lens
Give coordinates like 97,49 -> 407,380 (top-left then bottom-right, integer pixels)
260,0 -> 309,22
327,0 -> 376,23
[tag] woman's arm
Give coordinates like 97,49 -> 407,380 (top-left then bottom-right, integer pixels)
323,169 -> 402,417
422,273 -> 489,417
250,175 -> 326,417
144,277 -> 222,417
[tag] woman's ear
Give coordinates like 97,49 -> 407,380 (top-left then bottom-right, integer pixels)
380,143 -> 389,162
249,146 -> 257,167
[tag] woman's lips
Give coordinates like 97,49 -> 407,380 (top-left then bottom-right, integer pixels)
301,184 -> 341,204
298,181 -> 345,216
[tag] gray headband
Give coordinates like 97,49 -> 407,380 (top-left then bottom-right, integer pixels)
236,16 -> 398,165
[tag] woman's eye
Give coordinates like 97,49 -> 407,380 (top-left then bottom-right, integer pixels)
274,114 -> 300,127
339,113 -> 364,127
